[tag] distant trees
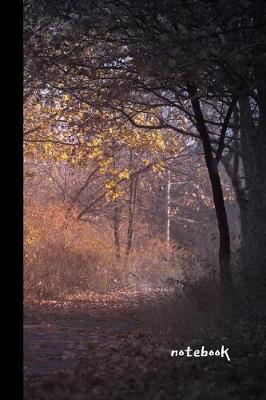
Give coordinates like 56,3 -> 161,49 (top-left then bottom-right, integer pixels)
24,96 -> 189,260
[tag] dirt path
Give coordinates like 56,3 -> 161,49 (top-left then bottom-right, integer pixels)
24,291 -> 266,400
24,291 -> 152,380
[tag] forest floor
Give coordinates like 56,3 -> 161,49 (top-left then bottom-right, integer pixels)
24,290 -> 266,400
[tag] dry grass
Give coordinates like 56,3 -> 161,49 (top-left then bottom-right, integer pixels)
24,201 -> 118,300
138,274 -> 266,347
138,278 -> 223,339
24,200 -> 202,301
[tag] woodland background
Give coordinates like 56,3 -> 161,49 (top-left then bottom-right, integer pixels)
24,1 -> 266,399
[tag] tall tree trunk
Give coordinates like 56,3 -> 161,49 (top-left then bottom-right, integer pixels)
239,71 -> 266,287
188,84 -> 233,293
222,107 -> 249,252
113,201 -> 121,260
166,169 -> 171,259
126,176 -> 138,257
111,141 -> 121,260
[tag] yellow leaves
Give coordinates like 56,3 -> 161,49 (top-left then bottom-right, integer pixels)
63,94 -> 71,102
118,129 -> 166,152
105,189 -> 124,202
24,98 -> 185,201
88,136 -> 102,148
133,112 -> 160,128
105,180 -> 117,191
133,113 -> 148,126
89,147 -> 103,159
106,191 -> 121,202
60,153 -> 69,161
105,180 -> 123,202
44,143 -> 52,152
91,137 -> 102,146
101,158 -> 113,168
151,162 -> 165,173
104,168 -> 129,202
118,169 -> 129,180
148,132 -> 166,151
88,136 -> 105,162
99,158 -> 113,175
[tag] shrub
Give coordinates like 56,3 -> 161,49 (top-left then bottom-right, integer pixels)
24,201 -> 118,300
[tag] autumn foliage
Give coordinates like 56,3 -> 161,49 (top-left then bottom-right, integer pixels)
24,199 -> 202,300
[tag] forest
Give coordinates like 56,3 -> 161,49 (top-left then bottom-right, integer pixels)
23,1 -> 266,399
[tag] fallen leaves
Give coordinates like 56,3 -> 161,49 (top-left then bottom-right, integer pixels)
24,291 -> 266,400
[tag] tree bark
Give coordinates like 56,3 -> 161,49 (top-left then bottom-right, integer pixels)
222,107 -> 249,251
188,84 -> 233,293
112,142 -> 121,260
239,75 -> 266,287
126,175 -> 138,257
166,169 -> 171,260
113,201 -> 121,260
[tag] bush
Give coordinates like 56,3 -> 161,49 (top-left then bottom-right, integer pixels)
24,201 -> 119,300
